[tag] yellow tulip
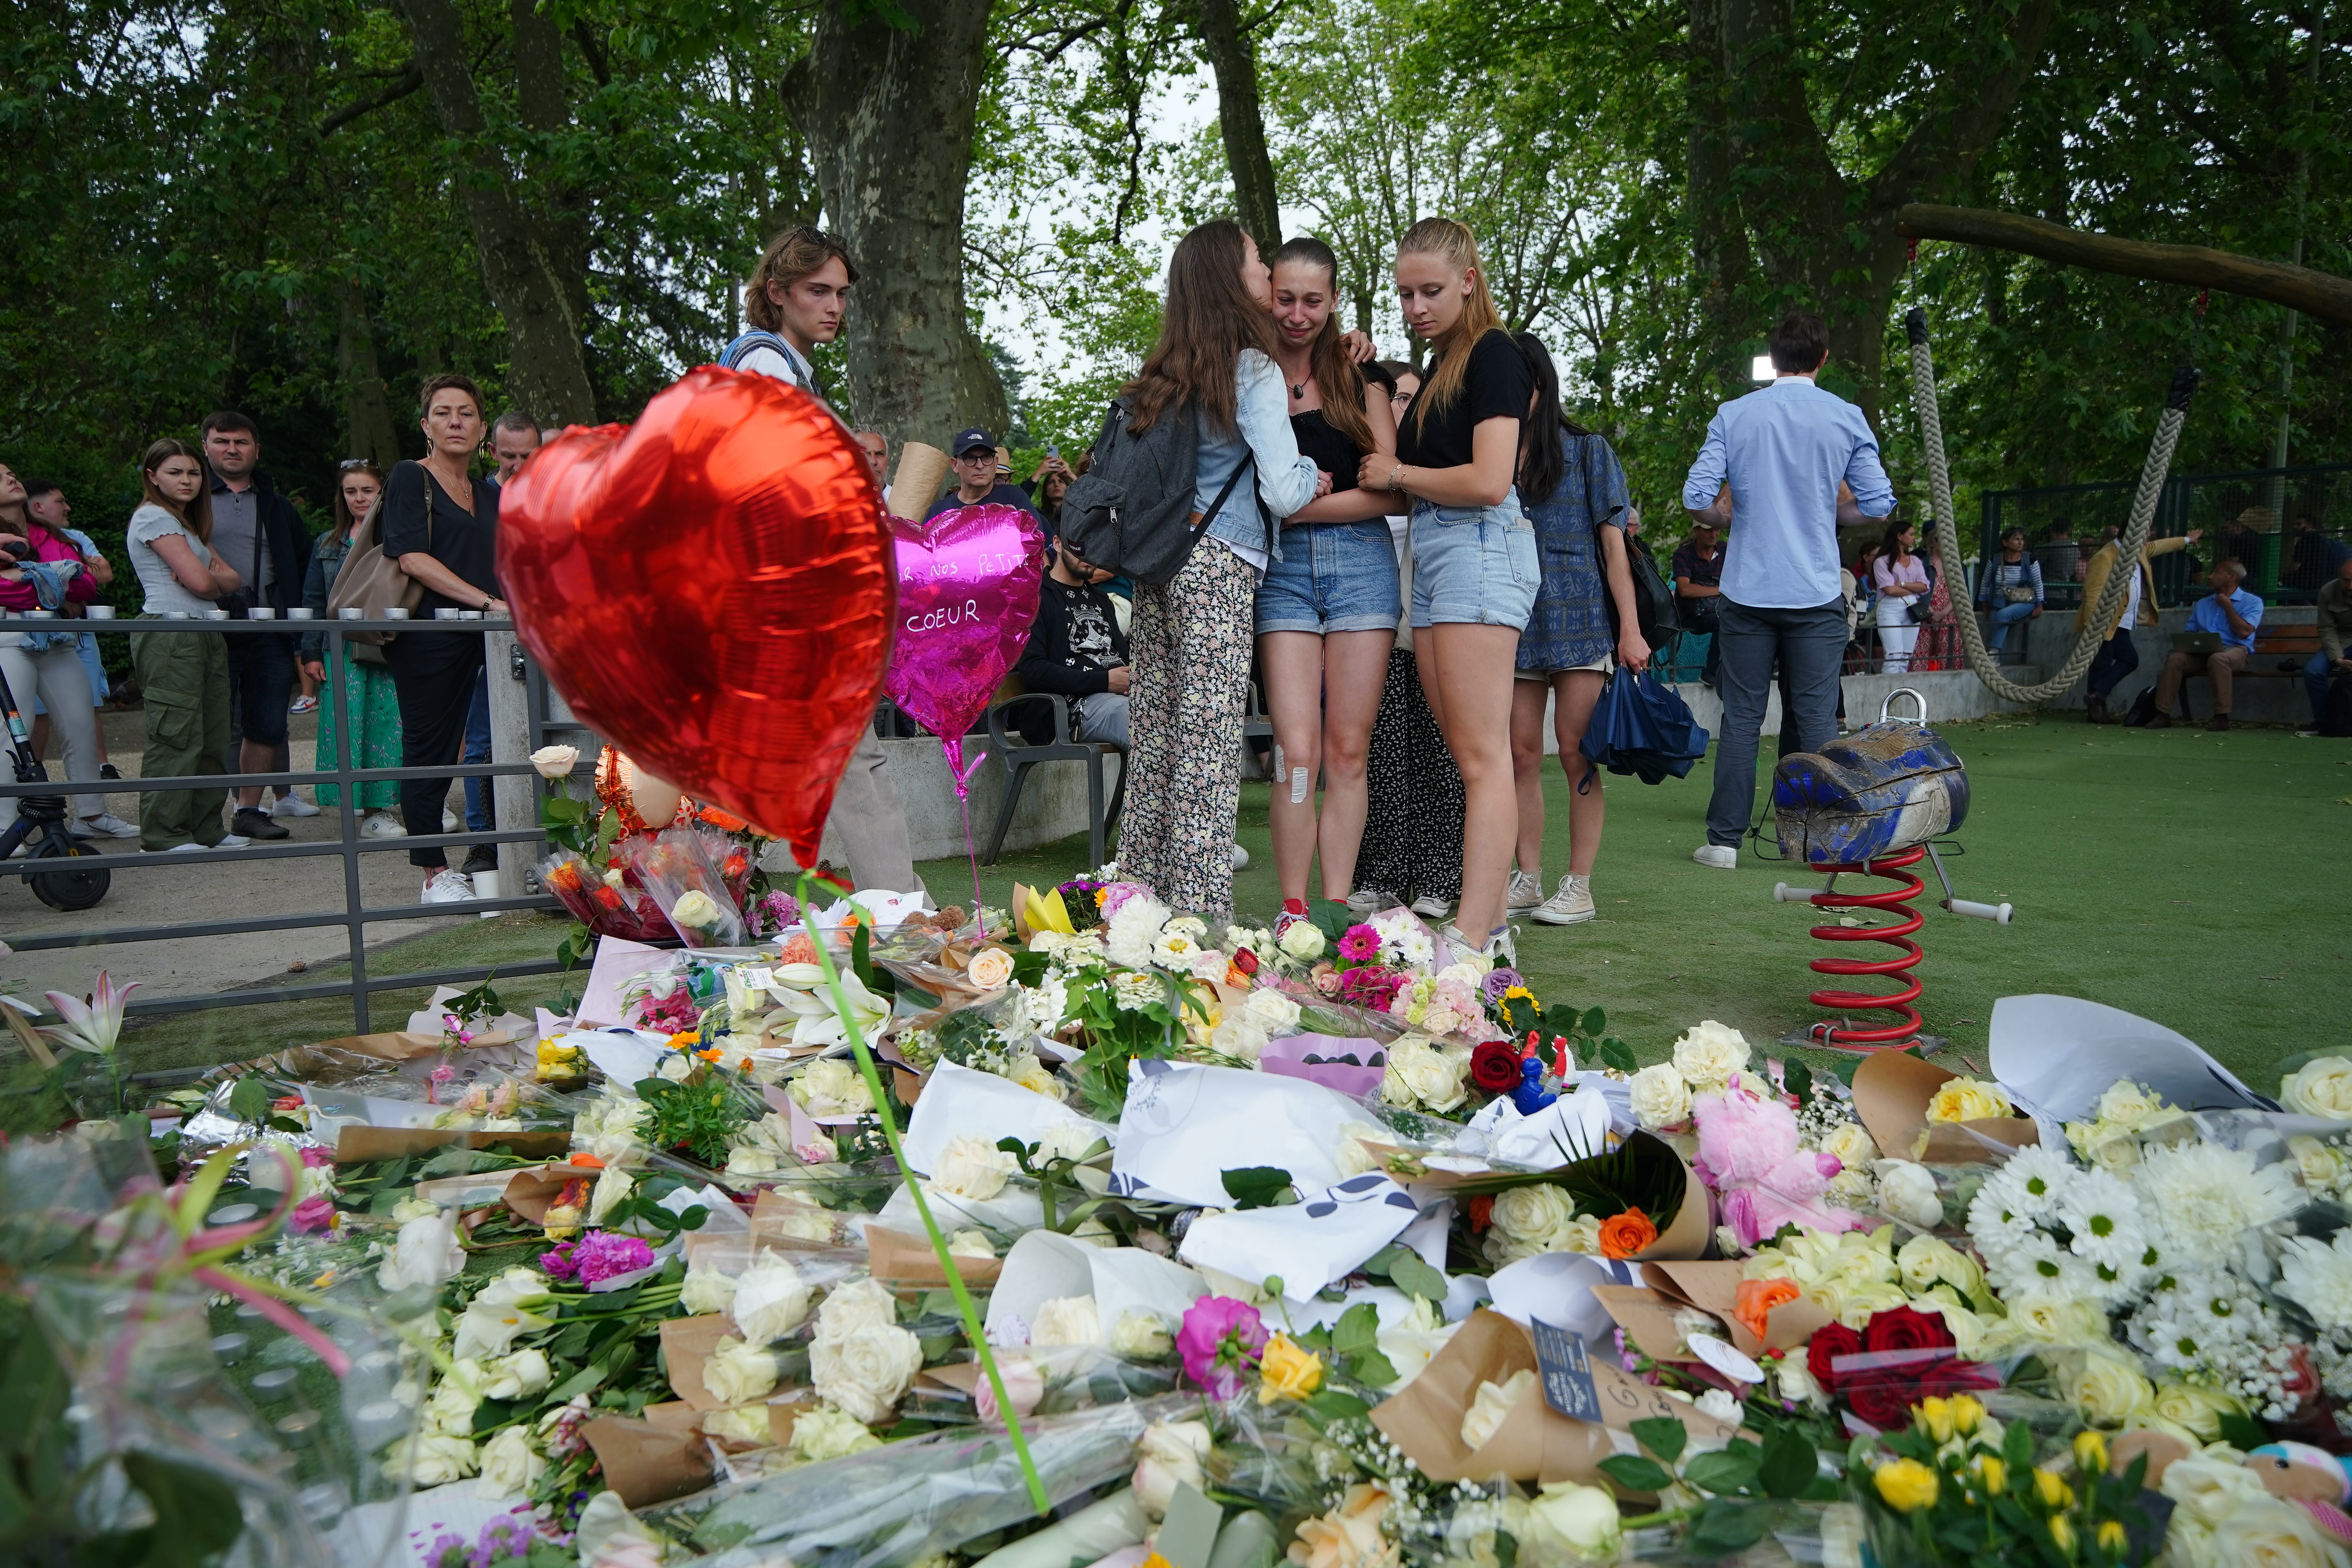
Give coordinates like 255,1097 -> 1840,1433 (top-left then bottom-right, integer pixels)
1975,1455 -> 2007,1496
2073,1430 -> 2109,1477
1256,1333 -> 1324,1404
1948,1394 -> 1985,1435
2033,1468 -> 2075,1510
1874,1459 -> 1940,1514
2097,1519 -> 2127,1553
2047,1514 -> 2075,1554
1917,1396 -> 1955,1443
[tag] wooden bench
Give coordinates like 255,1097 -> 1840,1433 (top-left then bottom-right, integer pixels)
2245,622 -> 2321,678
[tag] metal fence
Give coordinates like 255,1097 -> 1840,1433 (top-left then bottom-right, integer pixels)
1983,461 -> 2351,608
0,613 -> 564,1031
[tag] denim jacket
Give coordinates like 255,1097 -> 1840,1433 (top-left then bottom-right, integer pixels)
298,533 -> 349,662
1196,351 -> 1320,567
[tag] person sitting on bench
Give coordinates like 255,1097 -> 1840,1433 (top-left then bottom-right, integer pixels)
2303,555 -> 2352,735
2150,559 -> 2262,732
1011,535 -> 1131,751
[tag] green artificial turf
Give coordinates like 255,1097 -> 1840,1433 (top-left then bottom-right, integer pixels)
929,711 -> 2349,1091
85,712 -> 2352,1095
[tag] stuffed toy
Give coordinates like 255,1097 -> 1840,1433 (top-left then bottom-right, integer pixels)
1692,1079 -> 1870,1250
2245,1441 -> 2352,1545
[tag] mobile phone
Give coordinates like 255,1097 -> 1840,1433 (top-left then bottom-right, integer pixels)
1046,445 -> 1060,460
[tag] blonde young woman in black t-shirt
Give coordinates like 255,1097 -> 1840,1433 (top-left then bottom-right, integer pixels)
1358,219 -> 1537,963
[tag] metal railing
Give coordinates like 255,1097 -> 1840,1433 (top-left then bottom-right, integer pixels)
0,613 -> 563,1029
1983,461 -> 2351,608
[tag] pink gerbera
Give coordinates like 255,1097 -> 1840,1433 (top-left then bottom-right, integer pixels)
1337,925 -> 1381,964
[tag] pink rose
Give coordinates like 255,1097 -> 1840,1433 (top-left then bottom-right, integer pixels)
975,1356 -> 1045,1424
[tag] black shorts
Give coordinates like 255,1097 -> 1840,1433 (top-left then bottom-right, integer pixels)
226,631 -> 296,748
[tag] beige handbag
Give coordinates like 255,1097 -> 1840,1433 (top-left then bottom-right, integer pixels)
326,472 -> 434,645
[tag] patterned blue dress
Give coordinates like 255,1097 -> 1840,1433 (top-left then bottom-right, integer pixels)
1516,427 -> 1631,672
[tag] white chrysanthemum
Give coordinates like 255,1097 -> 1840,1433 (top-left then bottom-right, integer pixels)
2134,1143 -> 2303,1269
2279,1232 -> 2352,1331
2053,1167 -> 2153,1298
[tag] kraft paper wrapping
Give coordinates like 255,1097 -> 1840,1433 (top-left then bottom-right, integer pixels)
1853,1049 -> 2038,1163
660,1314 -> 743,1411
583,1414 -> 716,1507
1370,1309 -> 1738,1488
332,1126 -> 571,1163
888,442 -> 952,523
868,1223 -> 1004,1287
1641,1261 -> 1833,1358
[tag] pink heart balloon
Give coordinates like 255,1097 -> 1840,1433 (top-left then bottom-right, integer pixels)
882,503 -> 1046,792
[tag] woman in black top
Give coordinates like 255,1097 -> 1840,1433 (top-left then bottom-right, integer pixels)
1357,218 -> 1536,963
381,373 -> 507,904
1252,238 -> 1399,932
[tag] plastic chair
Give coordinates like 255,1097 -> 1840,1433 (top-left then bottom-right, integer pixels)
982,691 -> 1125,868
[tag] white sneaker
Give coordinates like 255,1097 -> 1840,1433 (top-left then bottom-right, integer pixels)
216,833 -> 251,848
66,817 -> 95,838
272,793 -> 321,818
1483,924 -> 1519,966
1506,870 -> 1546,915
1411,894 -> 1451,919
421,869 -> 476,903
1345,888 -> 1387,915
443,809 -> 461,833
162,841 -> 205,853
361,811 -> 408,839
1692,845 -> 1737,870
80,813 -> 139,838
1439,924 -> 1481,965
1230,844 -> 1250,870
1532,874 -> 1597,926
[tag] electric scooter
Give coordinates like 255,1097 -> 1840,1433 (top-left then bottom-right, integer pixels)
0,554 -> 109,910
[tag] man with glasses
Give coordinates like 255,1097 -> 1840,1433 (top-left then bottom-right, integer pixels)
927,428 -> 1046,538
722,228 -> 926,901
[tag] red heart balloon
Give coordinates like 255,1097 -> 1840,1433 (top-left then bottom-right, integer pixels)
499,368 -> 893,866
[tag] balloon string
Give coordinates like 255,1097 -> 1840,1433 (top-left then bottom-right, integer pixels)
939,735 -> 987,918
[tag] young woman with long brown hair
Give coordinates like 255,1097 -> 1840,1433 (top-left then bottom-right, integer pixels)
300,460 -> 405,836
124,437 -> 247,849
1358,219 -> 1537,962
1119,219 -> 1323,915
1253,237 -> 1398,935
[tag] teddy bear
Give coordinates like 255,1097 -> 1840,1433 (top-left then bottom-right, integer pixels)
2245,1441 -> 2352,1545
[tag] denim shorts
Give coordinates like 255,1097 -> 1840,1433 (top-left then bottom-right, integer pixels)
1254,519 -> 1403,635
1410,494 -> 1538,630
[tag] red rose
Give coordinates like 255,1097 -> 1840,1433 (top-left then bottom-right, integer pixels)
1232,949 -> 1259,977
1844,1374 -> 1916,1431
1861,1305 -> 1956,1359
1470,1040 -> 1522,1094
1467,1194 -> 1495,1233
1806,1322 -> 1862,1391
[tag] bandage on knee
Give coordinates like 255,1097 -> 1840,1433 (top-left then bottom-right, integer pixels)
1289,766 -> 1310,804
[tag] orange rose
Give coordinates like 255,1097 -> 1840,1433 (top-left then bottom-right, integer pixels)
1733,1276 -> 1800,1341
1597,1209 -> 1659,1259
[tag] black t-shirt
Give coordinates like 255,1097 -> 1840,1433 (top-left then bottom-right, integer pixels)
1291,365 -> 1376,492
381,460 -> 500,612
1397,329 -> 1532,471
927,483 -> 1051,543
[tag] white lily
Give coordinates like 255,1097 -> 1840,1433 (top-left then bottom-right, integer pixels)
42,972 -> 136,1057
767,970 -> 889,1052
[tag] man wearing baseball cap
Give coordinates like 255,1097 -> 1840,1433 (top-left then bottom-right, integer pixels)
927,426 -> 1050,543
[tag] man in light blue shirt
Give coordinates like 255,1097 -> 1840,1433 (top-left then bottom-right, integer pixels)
1681,311 -> 1895,865
2150,559 -> 2264,731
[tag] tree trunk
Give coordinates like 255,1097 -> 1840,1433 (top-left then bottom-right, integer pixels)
338,278 -> 403,468
1717,0 -> 2054,426
782,0 -> 1005,445
1193,0 -> 1282,252
1684,0 -> 1753,400
397,0 -> 597,425
508,0 -> 592,336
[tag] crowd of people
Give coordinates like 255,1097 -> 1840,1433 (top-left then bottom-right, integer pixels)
5,215 -> 2345,932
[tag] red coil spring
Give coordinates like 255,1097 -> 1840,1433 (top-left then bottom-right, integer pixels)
1796,844 -> 1926,1053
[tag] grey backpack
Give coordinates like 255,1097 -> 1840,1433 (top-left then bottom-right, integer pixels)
1058,397 -> 1263,587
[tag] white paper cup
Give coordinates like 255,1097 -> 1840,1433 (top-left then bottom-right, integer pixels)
286,607 -> 314,619
248,606 -> 277,620
85,605 -> 115,619
338,607 -> 363,620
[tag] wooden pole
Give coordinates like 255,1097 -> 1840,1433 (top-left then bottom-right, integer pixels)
1896,203 -> 2352,326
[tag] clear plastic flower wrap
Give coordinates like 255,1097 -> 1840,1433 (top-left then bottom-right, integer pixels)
614,827 -> 748,949
539,846 -> 675,942
637,1390 -> 1198,1568
0,1132 -> 412,1568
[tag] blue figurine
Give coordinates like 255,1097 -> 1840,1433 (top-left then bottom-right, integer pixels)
1510,1055 -> 1558,1115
